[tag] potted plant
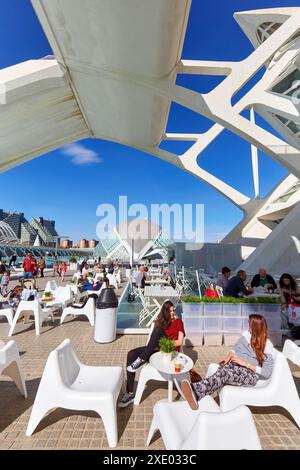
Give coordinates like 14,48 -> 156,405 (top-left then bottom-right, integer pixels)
42,291 -> 53,301
159,337 -> 175,362
69,256 -> 78,271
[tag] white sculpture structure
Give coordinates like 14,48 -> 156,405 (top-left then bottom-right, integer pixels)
0,1 -> 300,271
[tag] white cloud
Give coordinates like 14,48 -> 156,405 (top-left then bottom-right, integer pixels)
62,143 -> 102,165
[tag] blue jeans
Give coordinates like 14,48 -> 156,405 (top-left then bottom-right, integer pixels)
23,272 -> 33,279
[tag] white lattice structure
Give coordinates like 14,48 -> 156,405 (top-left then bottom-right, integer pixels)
1,2 -> 300,271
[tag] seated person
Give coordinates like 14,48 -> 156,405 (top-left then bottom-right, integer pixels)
251,268 -> 277,291
216,267 -> 231,292
279,273 -> 300,309
118,300 -> 185,408
180,314 -> 274,410
132,266 -> 145,289
0,285 -> 23,309
224,270 -> 253,298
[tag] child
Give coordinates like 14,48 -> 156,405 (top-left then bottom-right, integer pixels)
1,271 -> 10,296
60,261 -> 67,282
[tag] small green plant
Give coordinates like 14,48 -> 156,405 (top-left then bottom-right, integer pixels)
159,336 -> 175,354
44,291 -> 52,298
69,256 -> 77,264
70,278 -> 76,284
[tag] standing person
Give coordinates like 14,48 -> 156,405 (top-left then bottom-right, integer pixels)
0,270 -> 10,296
22,252 -> 37,279
118,301 -> 185,407
9,254 -> 17,267
52,256 -> 59,277
60,261 -> 67,282
180,314 -> 274,410
38,256 -> 46,278
0,258 -> 7,275
216,267 -> 231,292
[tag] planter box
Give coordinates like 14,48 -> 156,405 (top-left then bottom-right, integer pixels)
185,332 -> 203,347
223,317 -> 242,332
204,317 -> 222,331
241,304 -> 260,317
182,302 -> 203,317
203,303 -> 222,317
223,303 -> 241,317
203,331 -> 223,346
184,317 -> 203,332
69,263 -> 78,271
223,333 -> 240,347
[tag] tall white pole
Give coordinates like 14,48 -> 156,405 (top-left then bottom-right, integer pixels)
250,107 -> 259,198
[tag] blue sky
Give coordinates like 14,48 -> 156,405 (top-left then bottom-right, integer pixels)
0,0 -> 297,243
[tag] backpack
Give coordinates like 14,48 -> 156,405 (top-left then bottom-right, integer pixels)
127,291 -> 136,303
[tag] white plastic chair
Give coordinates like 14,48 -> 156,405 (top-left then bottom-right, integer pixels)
44,280 -> 58,294
60,297 -> 95,326
138,289 -> 161,326
0,340 -> 27,398
283,339 -> 300,367
26,339 -> 123,448
207,351 -> 300,427
147,396 -> 261,450
45,286 -> 72,309
107,273 -> 118,289
216,286 -> 224,298
8,300 -> 54,336
0,307 -> 14,326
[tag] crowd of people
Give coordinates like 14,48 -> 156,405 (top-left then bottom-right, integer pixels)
216,266 -> 300,308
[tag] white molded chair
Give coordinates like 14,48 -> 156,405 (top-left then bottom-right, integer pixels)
44,280 -> 58,294
8,301 -> 54,336
26,339 -> 123,448
207,351 -> 300,427
60,297 -> 95,326
107,273 -> 118,289
0,340 -> 27,398
0,307 -> 14,326
147,396 -> 261,450
138,288 -> 161,326
283,339 -> 300,367
45,286 -> 72,309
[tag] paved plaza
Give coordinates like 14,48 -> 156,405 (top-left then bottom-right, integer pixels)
0,274 -> 299,450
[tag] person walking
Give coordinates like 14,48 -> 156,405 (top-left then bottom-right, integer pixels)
60,261 -> 67,282
52,256 -> 59,277
38,256 -> 46,278
9,254 -> 17,267
22,252 -> 37,279
0,270 -> 10,296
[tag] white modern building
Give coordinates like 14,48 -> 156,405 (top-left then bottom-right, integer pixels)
1,2 -> 300,273
95,218 -> 171,264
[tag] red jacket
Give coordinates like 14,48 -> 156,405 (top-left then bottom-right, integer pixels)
23,257 -> 37,273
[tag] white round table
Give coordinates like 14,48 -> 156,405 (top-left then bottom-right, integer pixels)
149,351 -> 193,402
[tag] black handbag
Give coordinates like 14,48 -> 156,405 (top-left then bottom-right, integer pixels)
127,291 -> 136,303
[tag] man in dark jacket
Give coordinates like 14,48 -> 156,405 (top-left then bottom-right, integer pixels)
225,270 -> 253,298
251,268 -> 277,291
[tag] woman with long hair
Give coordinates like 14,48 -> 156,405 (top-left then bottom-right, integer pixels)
180,314 -> 274,410
279,273 -> 300,309
118,300 -> 185,408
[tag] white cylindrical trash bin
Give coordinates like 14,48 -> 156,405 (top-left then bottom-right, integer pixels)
94,287 -> 119,343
